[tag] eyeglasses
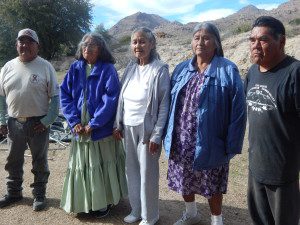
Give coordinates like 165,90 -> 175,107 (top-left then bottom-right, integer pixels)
82,42 -> 98,49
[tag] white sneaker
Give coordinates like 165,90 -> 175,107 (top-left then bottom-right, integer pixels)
139,216 -> 159,225
124,214 -> 141,223
211,214 -> 223,225
173,211 -> 201,225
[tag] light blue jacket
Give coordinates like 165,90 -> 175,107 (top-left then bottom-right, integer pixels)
164,56 -> 246,169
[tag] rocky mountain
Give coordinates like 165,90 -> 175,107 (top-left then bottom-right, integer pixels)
156,0 -> 300,38
108,0 -> 300,77
52,1 -> 300,77
110,0 -> 299,39
109,12 -> 171,38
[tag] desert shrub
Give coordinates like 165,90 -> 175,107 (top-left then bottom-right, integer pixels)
156,31 -> 167,38
289,18 -> 300,25
285,25 -> 300,37
233,23 -> 252,35
119,35 -> 131,45
111,35 -> 131,51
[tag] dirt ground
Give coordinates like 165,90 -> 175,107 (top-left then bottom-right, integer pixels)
0,130 -> 251,225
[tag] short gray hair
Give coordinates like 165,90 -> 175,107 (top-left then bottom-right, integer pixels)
131,27 -> 160,63
193,22 -> 224,57
75,32 -> 115,64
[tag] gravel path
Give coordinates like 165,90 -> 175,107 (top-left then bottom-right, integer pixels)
0,133 -> 251,225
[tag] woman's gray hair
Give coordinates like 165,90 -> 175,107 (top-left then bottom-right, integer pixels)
193,22 -> 224,57
131,27 -> 160,63
75,32 -> 115,64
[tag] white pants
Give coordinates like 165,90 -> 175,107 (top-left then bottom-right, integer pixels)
124,124 -> 160,222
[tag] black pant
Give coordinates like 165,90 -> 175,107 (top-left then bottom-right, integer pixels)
247,172 -> 300,225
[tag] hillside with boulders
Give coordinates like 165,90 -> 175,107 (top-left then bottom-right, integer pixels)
52,0 -> 300,78
109,0 -> 300,77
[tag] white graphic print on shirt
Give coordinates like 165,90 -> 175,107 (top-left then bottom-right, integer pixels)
246,84 -> 277,113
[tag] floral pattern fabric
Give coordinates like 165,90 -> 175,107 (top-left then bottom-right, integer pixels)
167,72 -> 229,198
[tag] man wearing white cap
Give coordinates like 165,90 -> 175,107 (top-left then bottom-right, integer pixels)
0,28 -> 59,211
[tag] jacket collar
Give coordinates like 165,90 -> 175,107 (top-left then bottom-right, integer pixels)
188,55 -> 219,78
75,59 -> 103,77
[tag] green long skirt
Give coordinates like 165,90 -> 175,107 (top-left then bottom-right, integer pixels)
60,135 -> 128,213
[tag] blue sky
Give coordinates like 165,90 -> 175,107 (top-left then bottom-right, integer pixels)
91,0 -> 288,29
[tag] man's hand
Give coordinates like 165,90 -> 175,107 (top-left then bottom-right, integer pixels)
33,121 -> 47,133
0,125 -> 8,135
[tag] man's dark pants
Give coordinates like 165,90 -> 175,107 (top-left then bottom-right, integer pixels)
248,172 -> 300,225
5,117 -> 50,198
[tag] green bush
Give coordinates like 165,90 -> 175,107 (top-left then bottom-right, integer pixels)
119,35 -> 131,45
0,60 -> 7,67
289,18 -> 300,25
233,23 -> 252,35
111,35 -> 131,51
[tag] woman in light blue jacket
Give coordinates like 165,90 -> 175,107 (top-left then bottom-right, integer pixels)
113,27 -> 170,225
164,23 -> 246,225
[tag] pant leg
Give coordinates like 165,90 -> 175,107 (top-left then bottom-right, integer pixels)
27,118 -> 50,198
124,125 -> 141,217
247,172 -> 275,225
138,130 -> 160,222
5,118 -> 27,197
266,179 -> 300,225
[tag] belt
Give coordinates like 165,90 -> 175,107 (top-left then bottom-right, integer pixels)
16,117 -> 30,123
13,116 -> 44,123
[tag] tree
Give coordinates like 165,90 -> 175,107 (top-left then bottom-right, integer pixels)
0,0 -> 93,60
0,22 -> 17,64
94,23 -> 113,45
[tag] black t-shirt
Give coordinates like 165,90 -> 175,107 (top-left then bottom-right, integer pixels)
244,56 -> 300,185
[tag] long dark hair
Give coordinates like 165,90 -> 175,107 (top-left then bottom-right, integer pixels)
75,32 -> 115,64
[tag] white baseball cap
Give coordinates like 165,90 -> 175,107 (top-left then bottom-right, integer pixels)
17,28 -> 39,44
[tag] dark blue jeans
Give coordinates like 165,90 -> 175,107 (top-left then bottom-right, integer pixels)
5,117 -> 50,198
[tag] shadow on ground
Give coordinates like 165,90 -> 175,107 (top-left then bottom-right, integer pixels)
46,198 -> 250,225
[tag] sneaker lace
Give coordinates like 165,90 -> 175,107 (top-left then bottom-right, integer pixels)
180,212 -> 190,222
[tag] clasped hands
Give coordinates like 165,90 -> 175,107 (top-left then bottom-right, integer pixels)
73,123 -> 92,135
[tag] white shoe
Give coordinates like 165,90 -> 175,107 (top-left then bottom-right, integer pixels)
173,211 -> 201,225
124,214 -> 141,223
139,216 -> 159,225
211,214 -> 223,225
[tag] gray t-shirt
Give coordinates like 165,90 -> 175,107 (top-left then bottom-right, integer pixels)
0,56 -> 59,117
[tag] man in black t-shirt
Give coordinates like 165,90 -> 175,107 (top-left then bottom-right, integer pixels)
244,16 -> 300,225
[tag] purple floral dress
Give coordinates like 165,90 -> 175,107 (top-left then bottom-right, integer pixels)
167,71 -> 229,198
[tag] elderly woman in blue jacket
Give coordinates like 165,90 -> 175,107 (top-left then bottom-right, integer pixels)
113,27 -> 170,225
60,33 -> 127,217
164,23 -> 246,225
